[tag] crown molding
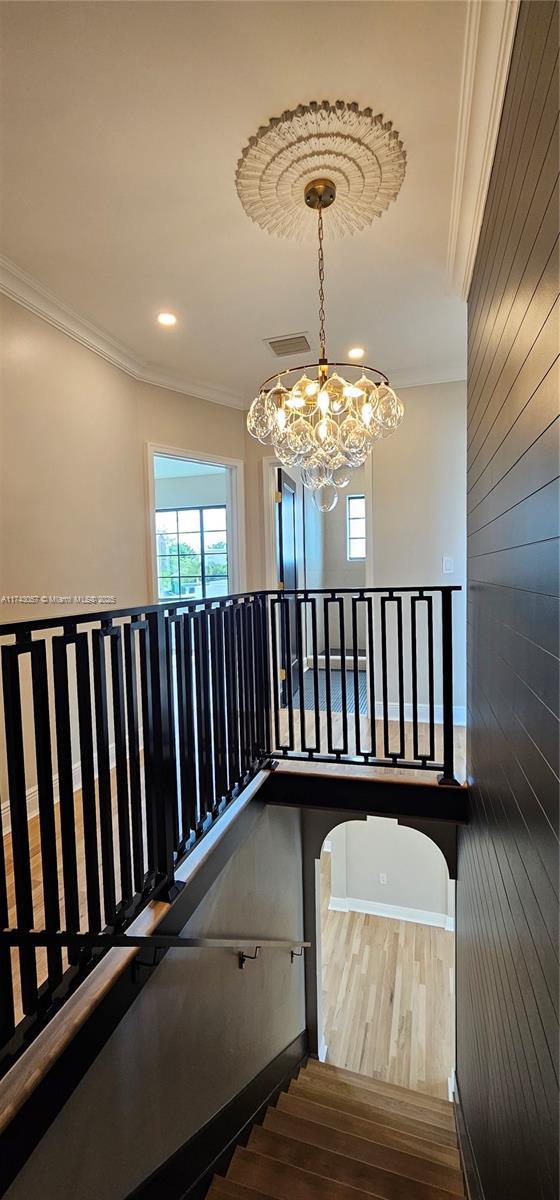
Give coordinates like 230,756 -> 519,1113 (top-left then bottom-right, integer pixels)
390,364 -> 466,390
1,253 -> 465,407
0,255 -> 247,410
446,0 -> 520,300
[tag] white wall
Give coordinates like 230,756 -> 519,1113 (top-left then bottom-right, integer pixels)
370,380 -> 467,715
328,817 -> 454,929
0,295 -> 246,622
323,465 -> 367,592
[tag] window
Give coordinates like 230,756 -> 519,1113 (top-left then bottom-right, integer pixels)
347,494 -> 366,560
155,506 -> 228,600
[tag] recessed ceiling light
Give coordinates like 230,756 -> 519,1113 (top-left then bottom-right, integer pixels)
348,346 -> 365,360
157,312 -> 177,327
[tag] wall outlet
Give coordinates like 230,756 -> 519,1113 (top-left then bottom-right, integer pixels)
379,872 -> 387,885
442,556 -> 454,575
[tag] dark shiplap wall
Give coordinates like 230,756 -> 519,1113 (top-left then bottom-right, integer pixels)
457,3 -> 559,1200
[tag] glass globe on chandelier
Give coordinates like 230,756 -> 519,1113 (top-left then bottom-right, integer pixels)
246,178 -> 404,511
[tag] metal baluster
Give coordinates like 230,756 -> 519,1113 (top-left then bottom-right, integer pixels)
110,628 -> 133,907
310,598 -> 321,753
75,632 -> 102,931
181,610 -> 199,833
282,597 -> 295,749
164,617 -> 180,850
439,588 -> 458,785
426,594 -> 436,764
138,624 -> 156,874
351,597 -> 362,757
296,597 -> 307,753
91,628 -> 117,925
366,596 -> 377,758
52,635 -> 80,961
1,644 -> 37,1013
260,595 -> 272,755
123,622 -> 145,892
193,608 -> 213,825
270,599 -> 282,751
0,784 -> 14,1043
210,605 -> 227,805
323,598 -> 334,754
380,597 -> 391,761
223,604 -> 239,790
31,640 -> 62,985
338,596 -> 348,756
411,596 -> 420,762
146,608 -> 176,882
395,595 -> 405,759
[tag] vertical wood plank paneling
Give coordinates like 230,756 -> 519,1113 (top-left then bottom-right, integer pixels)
458,5 -> 559,1200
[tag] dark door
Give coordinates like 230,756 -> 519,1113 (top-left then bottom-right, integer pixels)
276,469 -> 299,702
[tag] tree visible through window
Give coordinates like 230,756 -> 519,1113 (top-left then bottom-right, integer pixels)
347,495 -> 366,560
155,506 -> 228,600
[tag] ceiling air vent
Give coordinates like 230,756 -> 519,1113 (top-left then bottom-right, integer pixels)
265,332 -> 311,358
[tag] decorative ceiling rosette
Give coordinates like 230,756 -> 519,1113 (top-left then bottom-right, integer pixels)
236,100 -> 406,241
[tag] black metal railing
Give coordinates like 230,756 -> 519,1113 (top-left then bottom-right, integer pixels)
0,585 -> 459,1067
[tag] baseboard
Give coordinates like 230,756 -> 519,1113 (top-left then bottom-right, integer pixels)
318,1036 -> 328,1062
125,1029 -> 308,1200
454,1077 -> 487,1200
329,894 -> 454,931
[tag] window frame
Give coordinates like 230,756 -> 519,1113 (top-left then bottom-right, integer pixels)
155,503 -> 229,601
346,493 -> 366,562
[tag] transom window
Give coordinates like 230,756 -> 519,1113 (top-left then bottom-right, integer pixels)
155,506 -> 228,600
347,494 -> 366,560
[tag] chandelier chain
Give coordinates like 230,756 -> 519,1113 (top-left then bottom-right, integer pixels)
317,204 -> 326,359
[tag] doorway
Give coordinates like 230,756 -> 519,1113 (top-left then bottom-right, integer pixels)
319,818 -> 455,1099
147,445 -> 246,602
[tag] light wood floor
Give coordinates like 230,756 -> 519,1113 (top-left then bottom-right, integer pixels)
274,713 -> 466,784
320,852 -> 455,1100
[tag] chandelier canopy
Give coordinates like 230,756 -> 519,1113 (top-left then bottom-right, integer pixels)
240,103 -> 406,509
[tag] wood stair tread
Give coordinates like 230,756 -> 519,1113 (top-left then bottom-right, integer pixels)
289,1080 -> 458,1148
276,1092 -> 461,1170
264,1105 -> 465,1197
249,1124 -> 463,1200
299,1067 -> 455,1131
208,1177 -> 272,1199
227,1146 -> 378,1200
303,1060 -> 452,1115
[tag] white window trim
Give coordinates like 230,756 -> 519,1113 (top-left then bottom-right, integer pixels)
146,443 -> 246,603
346,493 -> 366,561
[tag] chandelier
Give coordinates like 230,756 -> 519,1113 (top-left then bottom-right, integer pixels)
238,102 -> 406,511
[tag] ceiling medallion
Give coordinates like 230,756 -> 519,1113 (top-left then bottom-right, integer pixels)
236,100 -> 406,241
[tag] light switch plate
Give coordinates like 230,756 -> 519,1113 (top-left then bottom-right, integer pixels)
442,556 -> 454,574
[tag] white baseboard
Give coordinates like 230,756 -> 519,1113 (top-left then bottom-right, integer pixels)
448,1068 -> 456,1102
318,1036 -> 328,1063
376,701 -> 466,727
329,894 -> 455,932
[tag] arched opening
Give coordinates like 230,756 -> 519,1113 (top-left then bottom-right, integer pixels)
318,816 -> 455,1100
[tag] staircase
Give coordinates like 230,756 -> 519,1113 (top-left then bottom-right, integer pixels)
208,1058 -> 464,1200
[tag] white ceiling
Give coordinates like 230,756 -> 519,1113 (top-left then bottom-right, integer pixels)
0,2 -> 477,406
